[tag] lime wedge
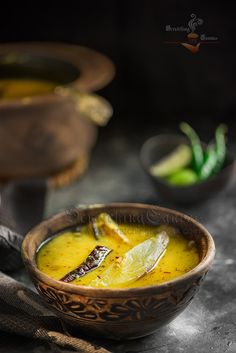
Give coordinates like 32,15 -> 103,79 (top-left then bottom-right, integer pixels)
150,144 -> 192,178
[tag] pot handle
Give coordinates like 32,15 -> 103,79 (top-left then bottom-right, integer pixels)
55,87 -> 113,126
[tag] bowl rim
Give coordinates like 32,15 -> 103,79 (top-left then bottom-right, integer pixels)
22,203 -> 215,296
140,133 -> 236,189
0,41 -> 115,110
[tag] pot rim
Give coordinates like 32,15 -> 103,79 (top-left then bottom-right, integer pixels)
0,41 -> 115,110
22,203 -> 215,297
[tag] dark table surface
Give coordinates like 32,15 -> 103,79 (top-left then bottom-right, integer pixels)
1,126 -> 236,353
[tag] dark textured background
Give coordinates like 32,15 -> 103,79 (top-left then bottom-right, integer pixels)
0,1 -> 235,129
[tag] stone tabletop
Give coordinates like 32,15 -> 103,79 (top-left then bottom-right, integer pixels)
1,127 -> 236,353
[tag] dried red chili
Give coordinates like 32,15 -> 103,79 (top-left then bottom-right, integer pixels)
60,245 -> 112,283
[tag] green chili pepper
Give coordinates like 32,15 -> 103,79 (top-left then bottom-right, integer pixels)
199,144 -> 217,180
180,122 -> 204,173
213,124 -> 227,174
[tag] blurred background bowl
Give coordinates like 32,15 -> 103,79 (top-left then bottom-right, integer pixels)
140,134 -> 236,204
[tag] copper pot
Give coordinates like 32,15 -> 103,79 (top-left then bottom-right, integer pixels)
0,42 -> 115,179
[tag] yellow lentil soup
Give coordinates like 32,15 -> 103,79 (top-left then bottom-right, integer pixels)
37,214 -> 199,289
0,78 -> 57,100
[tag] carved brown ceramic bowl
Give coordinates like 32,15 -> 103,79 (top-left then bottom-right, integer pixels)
22,203 -> 215,340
